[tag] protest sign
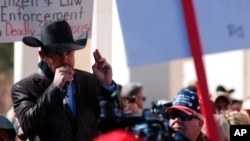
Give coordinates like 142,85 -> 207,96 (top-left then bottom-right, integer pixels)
0,0 -> 93,43
116,0 -> 250,67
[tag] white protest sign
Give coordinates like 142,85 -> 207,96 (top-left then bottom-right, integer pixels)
116,0 -> 250,67
0,0 -> 93,43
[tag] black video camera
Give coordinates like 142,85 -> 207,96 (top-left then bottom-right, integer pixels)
98,90 -> 190,141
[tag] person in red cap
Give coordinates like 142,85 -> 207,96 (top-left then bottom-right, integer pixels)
166,89 -> 207,141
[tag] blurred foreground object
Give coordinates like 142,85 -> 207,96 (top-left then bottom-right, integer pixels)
0,115 -> 16,140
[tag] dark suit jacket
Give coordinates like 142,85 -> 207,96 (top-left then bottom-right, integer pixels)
11,68 -> 113,141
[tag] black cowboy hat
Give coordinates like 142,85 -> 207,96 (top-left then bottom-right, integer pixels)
22,19 -> 88,51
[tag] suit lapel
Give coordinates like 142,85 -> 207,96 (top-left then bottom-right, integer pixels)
64,104 -> 76,122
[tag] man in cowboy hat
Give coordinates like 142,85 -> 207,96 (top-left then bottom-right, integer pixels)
11,19 -> 118,141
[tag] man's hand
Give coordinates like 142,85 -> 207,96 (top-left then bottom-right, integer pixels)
53,66 -> 74,88
92,49 -> 113,86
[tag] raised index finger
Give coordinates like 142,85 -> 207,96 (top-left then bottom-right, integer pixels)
93,49 -> 102,62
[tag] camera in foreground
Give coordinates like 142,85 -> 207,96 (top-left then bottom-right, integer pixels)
98,91 -> 190,141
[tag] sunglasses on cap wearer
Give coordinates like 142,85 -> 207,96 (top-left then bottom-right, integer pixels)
168,110 -> 200,121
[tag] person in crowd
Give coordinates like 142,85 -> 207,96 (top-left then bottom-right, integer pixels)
166,89 -> 207,141
216,85 -> 235,96
201,97 -> 229,141
11,19 -> 117,141
212,91 -> 231,114
222,110 -> 250,125
202,114 -> 229,141
185,80 -> 198,93
6,107 -> 27,141
121,82 -> 146,114
231,99 -> 242,112
241,97 -> 250,118
0,114 -> 16,141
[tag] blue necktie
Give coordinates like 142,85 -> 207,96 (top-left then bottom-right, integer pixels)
67,81 -> 76,117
